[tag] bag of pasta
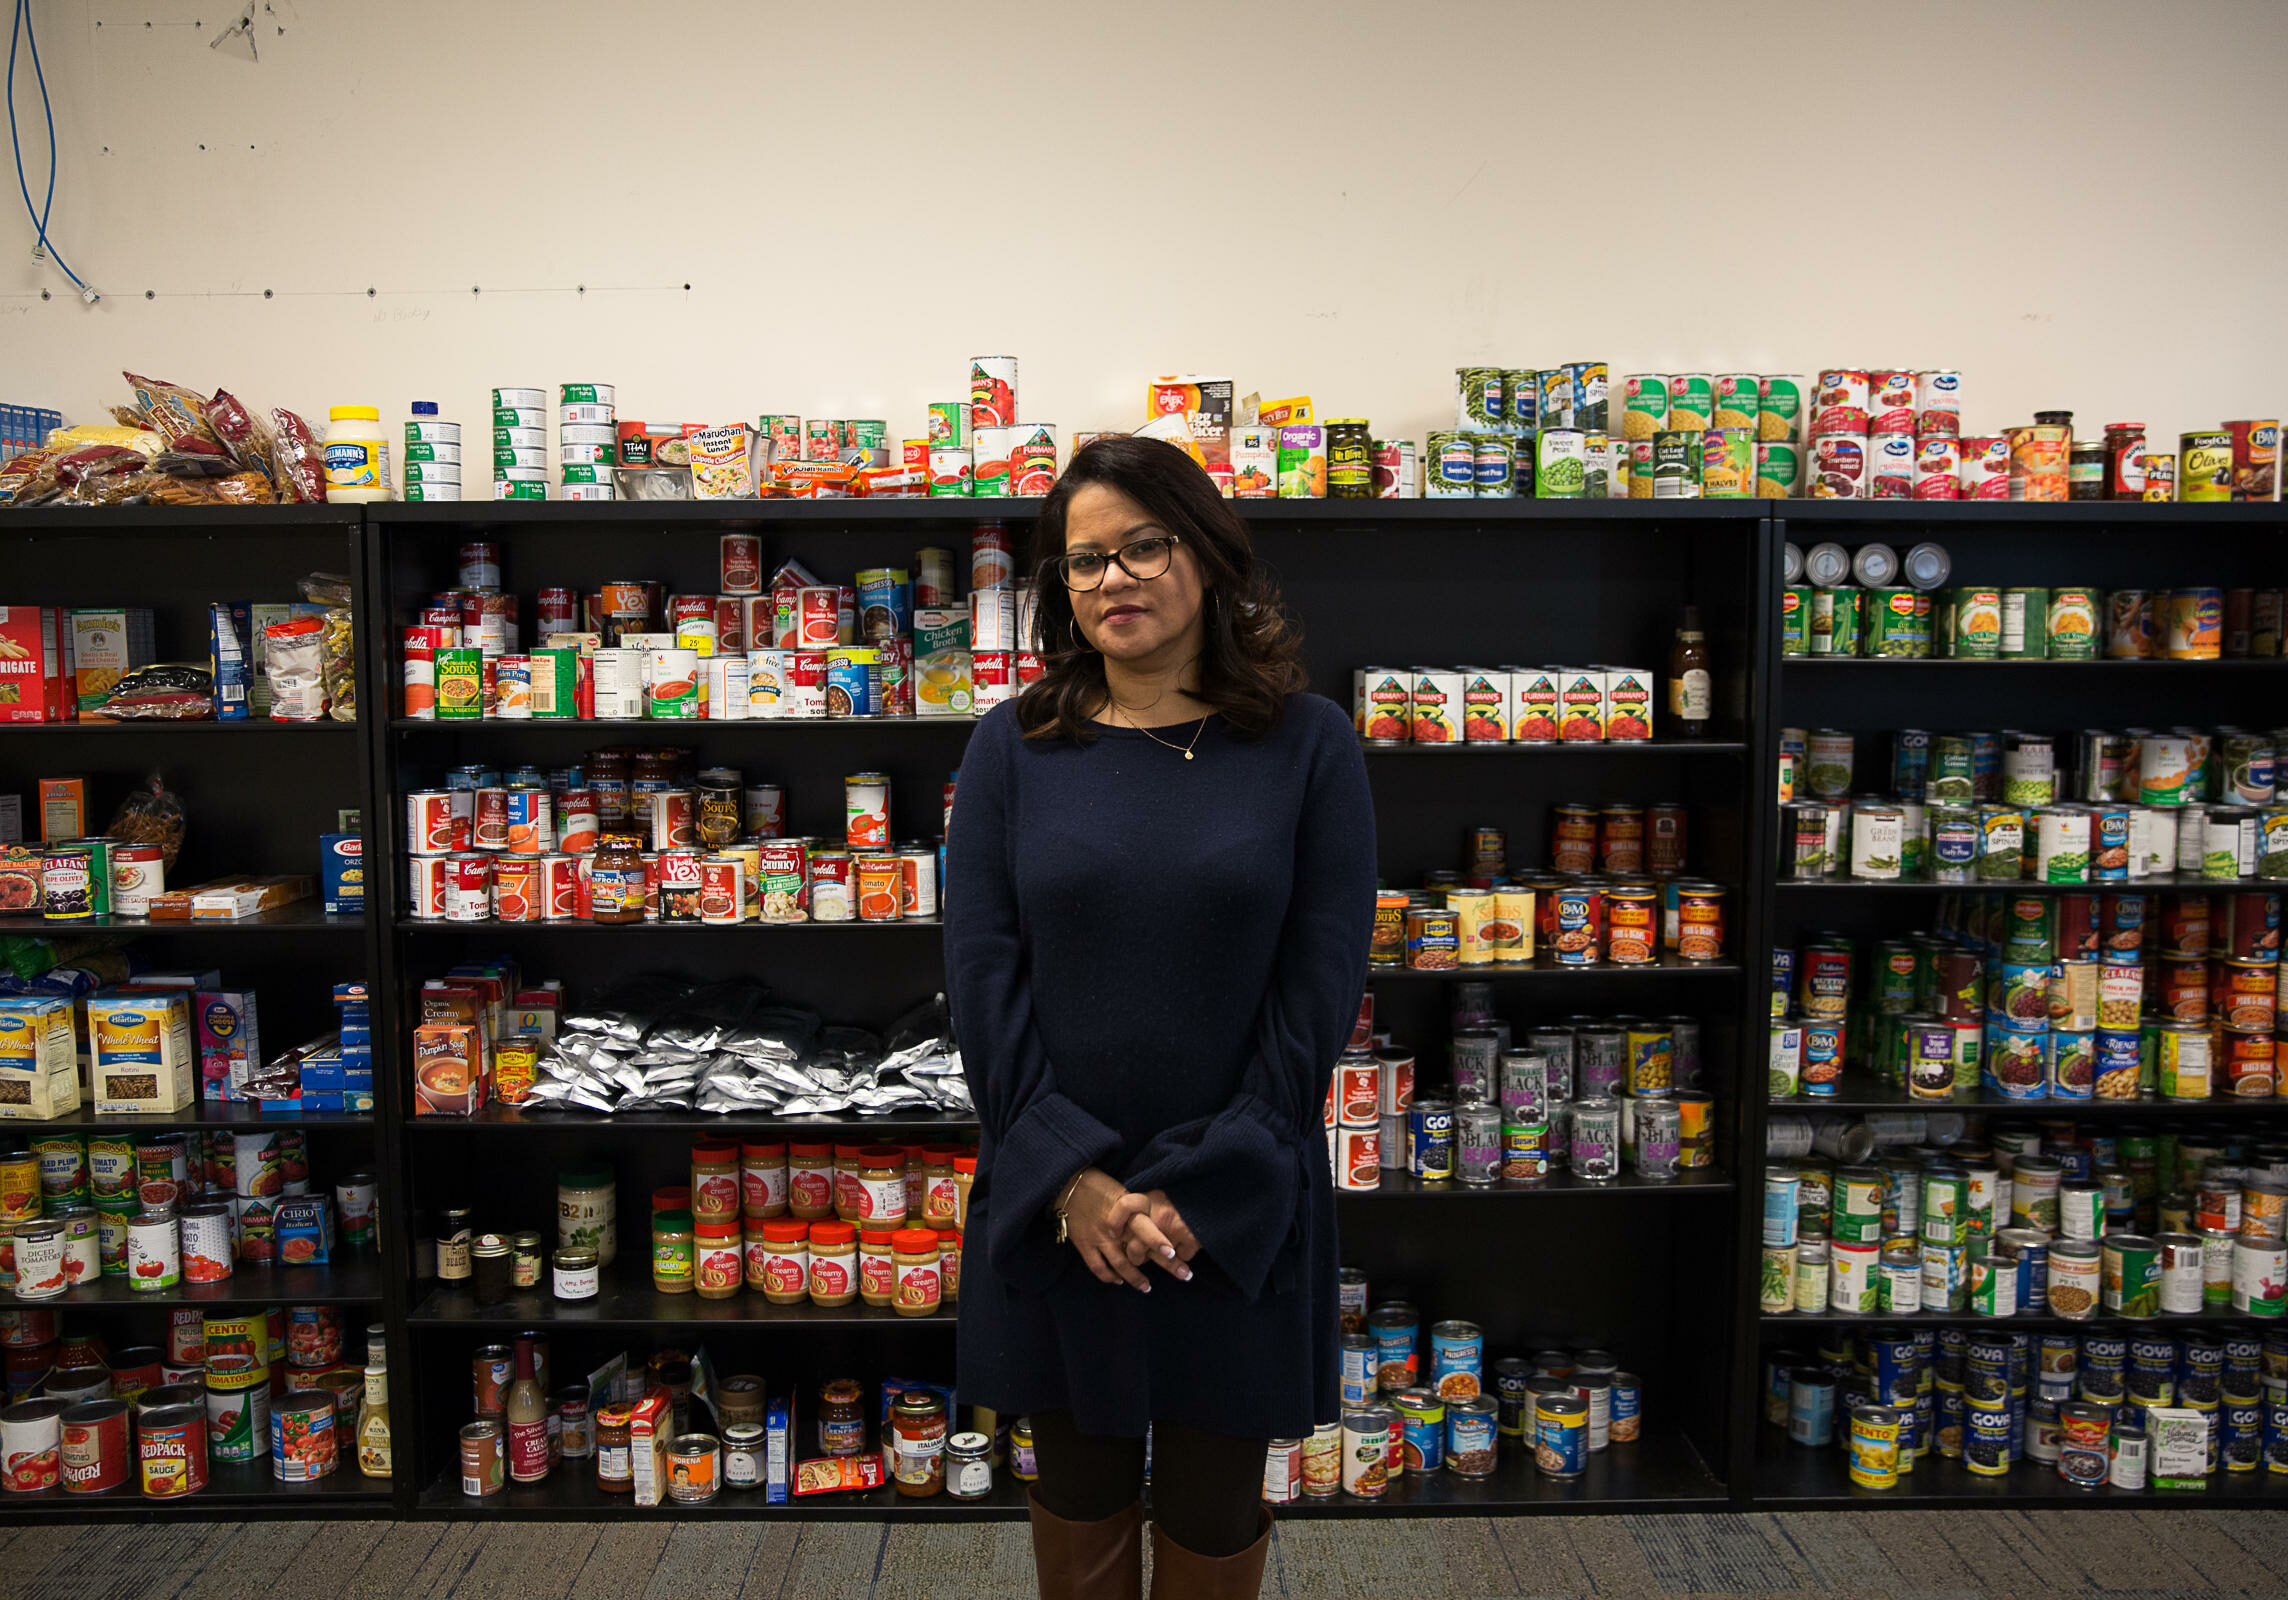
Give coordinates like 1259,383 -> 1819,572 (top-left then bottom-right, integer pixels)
107,772 -> 189,871
298,574 -> 357,722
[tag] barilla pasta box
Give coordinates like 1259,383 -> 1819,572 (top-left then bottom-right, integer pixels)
1557,669 -> 1607,742
0,994 -> 79,1119
1601,666 -> 1655,741
87,990 -> 195,1113
1510,667 -> 1562,742
319,833 -> 363,915
0,607 -> 71,722
195,988 -> 261,1100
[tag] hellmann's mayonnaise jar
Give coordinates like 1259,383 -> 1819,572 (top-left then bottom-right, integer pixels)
324,405 -> 396,502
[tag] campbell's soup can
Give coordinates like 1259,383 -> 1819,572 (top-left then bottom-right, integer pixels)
408,855 -> 449,919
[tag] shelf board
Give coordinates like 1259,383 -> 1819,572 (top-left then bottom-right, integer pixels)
0,719 -> 359,735
396,913 -> 940,934
367,498 -> 1760,529
409,1104 -> 976,1135
1363,739 -> 1748,756
411,1432 -> 1723,1519
1762,1304 -> 2260,1333
16,1254 -> 382,1309
389,716 -> 977,734
10,1100 -> 376,1131
1774,872 -> 2279,894
1371,954 -> 1740,980
1754,1432 -> 2288,1509
1341,1168 -> 1732,1199
1784,655 -> 2286,669
1772,1072 -> 2288,1117
0,1458 -> 392,1518
408,1281 -> 966,1328
0,505 -> 362,536
1774,500 -> 2288,527
0,903 -> 365,935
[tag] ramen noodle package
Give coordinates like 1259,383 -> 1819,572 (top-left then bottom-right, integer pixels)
688,424 -> 756,499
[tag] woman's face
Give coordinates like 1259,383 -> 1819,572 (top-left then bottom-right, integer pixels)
1062,483 -> 1207,666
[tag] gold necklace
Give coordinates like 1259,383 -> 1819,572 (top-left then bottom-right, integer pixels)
1115,704 -> 1209,760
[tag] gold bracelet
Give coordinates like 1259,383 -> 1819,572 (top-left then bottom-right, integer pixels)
1050,1170 -> 1087,1244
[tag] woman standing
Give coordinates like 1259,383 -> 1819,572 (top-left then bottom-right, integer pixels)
946,436 -> 1374,1600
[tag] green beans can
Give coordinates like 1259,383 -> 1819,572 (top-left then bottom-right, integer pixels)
1834,1166 -> 1884,1244
2000,587 -> 2049,659
1780,588 -> 1811,655
2101,1233 -> 2162,1316
1866,587 -> 1925,658
1455,368 -> 1504,430
1921,1168 -> 1968,1246
1425,431 -> 1476,499
2047,587 -> 2099,659
1811,587 -> 1863,657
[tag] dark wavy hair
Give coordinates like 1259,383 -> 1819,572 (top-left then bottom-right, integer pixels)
1016,435 -> 1308,742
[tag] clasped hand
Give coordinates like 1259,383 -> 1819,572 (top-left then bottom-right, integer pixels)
1062,1168 -> 1198,1292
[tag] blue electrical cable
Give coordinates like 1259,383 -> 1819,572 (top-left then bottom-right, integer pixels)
9,0 -> 89,293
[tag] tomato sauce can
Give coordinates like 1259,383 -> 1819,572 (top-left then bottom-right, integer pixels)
137,1402 -> 208,1497
407,855 -> 449,919
60,1398 -> 129,1493
271,1392 -> 336,1482
1,1396 -> 67,1491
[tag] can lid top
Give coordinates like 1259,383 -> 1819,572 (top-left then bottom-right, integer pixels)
412,401 -> 440,416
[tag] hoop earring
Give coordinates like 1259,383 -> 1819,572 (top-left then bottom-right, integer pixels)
1066,615 -> 1095,653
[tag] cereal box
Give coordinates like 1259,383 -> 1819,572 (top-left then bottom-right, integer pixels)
0,607 -> 71,722
0,995 -> 79,1119
87,990 -> 196,1114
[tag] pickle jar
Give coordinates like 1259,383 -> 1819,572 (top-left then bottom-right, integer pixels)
652,1209 -> 695,1295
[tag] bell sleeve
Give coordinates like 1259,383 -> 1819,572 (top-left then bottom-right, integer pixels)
944,709 -> 1125,1294
1117,701 -> 1375,1299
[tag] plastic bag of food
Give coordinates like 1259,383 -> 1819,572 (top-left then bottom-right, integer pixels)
107,773 -> 189,870
85,662 -> 216,721
263,615 -> 329,721
150,437 -> 238,478
133,471 -> 276,507
47,422 -> 165,456
205,390 -> 281,482
268,408 -> 326,503
122,371 -> 222,450
322,608 -> 355,721
298,573 -> 353,608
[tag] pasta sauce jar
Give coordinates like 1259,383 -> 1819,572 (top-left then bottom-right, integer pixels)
891,1388 -> 947,1497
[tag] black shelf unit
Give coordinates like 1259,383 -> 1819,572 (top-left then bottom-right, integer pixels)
362,494 -> 1762,1521
0,503 -> 404,1520
1737,497 -> 2288,1513
4,497 -> 2277,1523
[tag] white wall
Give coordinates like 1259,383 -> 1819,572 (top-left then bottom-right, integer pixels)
6,0 -> 2287,452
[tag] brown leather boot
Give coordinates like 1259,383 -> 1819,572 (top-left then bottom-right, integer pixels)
1027,1491 -> 1143,1600
1147,1507 -> 1272,1600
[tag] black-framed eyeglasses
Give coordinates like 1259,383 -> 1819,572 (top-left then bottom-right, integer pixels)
1053,534 -> 1180,592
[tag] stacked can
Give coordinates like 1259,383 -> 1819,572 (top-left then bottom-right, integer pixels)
1619,372 -> 1813,500
402,401 -> 461,503
1768,1316 -> 2288,1483
1354,664 -> 1659,746
1790,368 -> 1965,501
491,387 -> 548,501
559,384 -> 616,503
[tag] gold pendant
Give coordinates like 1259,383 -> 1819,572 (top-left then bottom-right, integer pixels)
1184,750 -> 1194,760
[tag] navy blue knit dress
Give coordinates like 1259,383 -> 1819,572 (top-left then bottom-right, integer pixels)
946,692 -> 1375,1441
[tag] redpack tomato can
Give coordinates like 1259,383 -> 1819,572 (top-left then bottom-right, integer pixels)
60,1398 -> 130,1493
137,1403 -> 208,1497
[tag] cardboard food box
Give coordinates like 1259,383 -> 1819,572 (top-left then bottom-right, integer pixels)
2147,1406 -> 2210,1490
629,1390 -> 673,1507
69,608 -> 155,712
1147,376 -> 1235,468
411,1020 -> 485,1115
87,990 -> 196,1114
319,833 -> 364,915
0,994 -> 80,1119
195,988 -> 261,1101
0,607 -> 72,722
37,776 -> 86,843
275,1194 -> 334,1266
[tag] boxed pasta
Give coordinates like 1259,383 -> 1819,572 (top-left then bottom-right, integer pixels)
0,606 -> 72,722
87,989 -> 196,1114
0,994 -> 80,1120
69,608 -> 155,712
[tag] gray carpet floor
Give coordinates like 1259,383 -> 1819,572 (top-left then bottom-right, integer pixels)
7,1511 -> 2288,1599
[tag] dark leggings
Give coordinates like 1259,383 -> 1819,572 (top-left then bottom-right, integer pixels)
1029,1409 -> 1267,1558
